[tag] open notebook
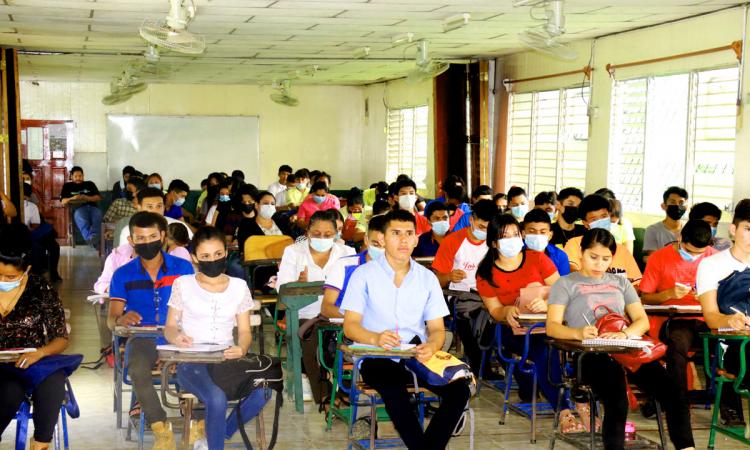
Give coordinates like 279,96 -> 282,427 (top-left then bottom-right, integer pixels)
157,344 -> 228,353
581,338 -> 653,349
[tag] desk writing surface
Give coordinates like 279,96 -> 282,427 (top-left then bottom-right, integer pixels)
113,325 -> 163,337
340,344 -> 416,358
550,339 -> 636,354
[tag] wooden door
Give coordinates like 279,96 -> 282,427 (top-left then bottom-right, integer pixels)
21,119 -> 75,243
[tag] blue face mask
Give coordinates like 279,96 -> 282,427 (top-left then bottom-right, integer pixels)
148,183 -> 162,190
368,246 -> 385,259
589,217 -> 612,231
472,227 -> 487,241
678,246 -> 700,262
711,227 -> 718,238
548,211 -> 556,221
0,273 -> 25,293
173,197 -> 185,207
511,204 -> 528,219
524,234 -> 548,252
498,237 -> 524,258
310,237 -> 334,253
219,195 -> 231,202
431,220 -> 450,236
313,195 -> 326,204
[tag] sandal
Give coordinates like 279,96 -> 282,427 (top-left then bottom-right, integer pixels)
576,403 -> 601,433
559,409 -> 584,434
129,402 -> 141,418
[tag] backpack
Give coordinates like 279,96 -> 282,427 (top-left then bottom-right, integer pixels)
717,268 -> 750,315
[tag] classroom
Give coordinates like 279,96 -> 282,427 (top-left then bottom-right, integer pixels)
2,1 -> 750,449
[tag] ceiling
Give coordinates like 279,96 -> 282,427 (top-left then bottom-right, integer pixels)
1,0 -> 745,86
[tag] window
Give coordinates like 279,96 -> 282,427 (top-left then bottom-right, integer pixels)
506,86 -> 590,194
608,66 -> 739,212
386,105 -> 429,189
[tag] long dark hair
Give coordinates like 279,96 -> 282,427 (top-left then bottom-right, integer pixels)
476,213 -> 521,288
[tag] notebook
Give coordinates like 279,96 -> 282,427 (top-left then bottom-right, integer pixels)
581,338 -> 652,349
157,344 -> 228,353
349,343 -> 416,351
518,313 -> 547,321
718,327 -> 750,333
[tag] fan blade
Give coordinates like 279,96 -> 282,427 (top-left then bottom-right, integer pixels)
270,92 -> 299,107
140,19 -> 206,54
519,30 -> 578,61
102,93 -> 132,106
118,83 -> 148,96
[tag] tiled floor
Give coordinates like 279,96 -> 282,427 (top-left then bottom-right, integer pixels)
3,247 -> 748,449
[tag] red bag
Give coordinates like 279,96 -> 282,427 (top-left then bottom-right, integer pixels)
594,305 -> 667,372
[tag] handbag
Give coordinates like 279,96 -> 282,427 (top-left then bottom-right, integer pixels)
594,305 -> 667,372
405,351 -> 476,395
208,353 -> 284,450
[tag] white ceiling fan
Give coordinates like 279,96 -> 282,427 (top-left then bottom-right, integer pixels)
270,80 -> 299,107
516,0 -> 578,61
140,0 -> 206,55
407,40 -> 449,84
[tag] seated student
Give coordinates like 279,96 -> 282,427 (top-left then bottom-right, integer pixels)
205,183 -> 232,227
112,165 -> 136,199
393,178 -> 431,236
643,186 -> 689,263
273,173 -> 295,208
697,198 -> 750,425
444,184 -> 471,229
60,165 -> 102,248
563,194 -> 641,280
452,185 -> 493,231
507,186 -> 529,221
427,174 -> 466,208
523,209 -> 570,276
197,172 -> 224,217
283,169 -> 310,209
117,187 -> 193,248
146,173 -> 164,191
413,201 -> 450,258
550,187 -> 585,248
372,199 -> 391,216
533,191 -> 557,222
547,229 -> 696,450
166,222 -> 192,262
339,188 -> 367,243
494,193 -> 508,214
23,184 -> 62,282
164,179 -> 190,221
107,212 -> 194,449
296,181 -> 341,228
433,199 -> 495,377
363,181 -> 389,210
235,190 -> 291,249
341,210 -> 470,449
0,224 -> 69,450
609,199 -> 635,254
229,169 -> 245,193
104,176 -> 143,225
689,202 -> 732,251
268,164 -> 293,197
165,226 -> 269,450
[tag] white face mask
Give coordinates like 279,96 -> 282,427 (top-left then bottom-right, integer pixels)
259,204 -> 276,219
398,194 -> 418,211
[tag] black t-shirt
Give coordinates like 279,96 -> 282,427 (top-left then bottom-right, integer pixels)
60,181 -> 100,207
550,222 -> 585,247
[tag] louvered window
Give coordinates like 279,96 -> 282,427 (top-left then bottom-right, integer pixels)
386,105 -> 429,189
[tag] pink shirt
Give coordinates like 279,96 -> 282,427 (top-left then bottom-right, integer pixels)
94,244 -> 134,294
169,246 -> 192,262
297,194 -> 341,221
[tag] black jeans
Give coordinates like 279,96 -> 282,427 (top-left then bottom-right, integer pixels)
0,369 -> 66,443
579,354 -> 694,450
360,358 -> 470,450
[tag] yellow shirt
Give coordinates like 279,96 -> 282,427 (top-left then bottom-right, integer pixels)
563,235 -> 642,280
286,187 -> 309,207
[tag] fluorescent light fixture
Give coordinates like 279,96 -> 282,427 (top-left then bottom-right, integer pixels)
353,47 -> 370,59
443,13 -> 470,32
391,32 -> 415,45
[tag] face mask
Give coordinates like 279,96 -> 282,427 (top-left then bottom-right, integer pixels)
472,226 -> 487,241
367,246 -> 385,259
198,257 -> 227,278
711,227 -> 718,238
259,204 -> 276,219
561,206 -> 579,224
589,217 -> 612,231
666,204 -> 687,221
548,211 -> 556,221
498,237 -> 524,258
241,203 -> 255,214
431,220 -> 450,236
23,180 -> 31,186
352,212 -> 363,220
398,194 -> 418,211
134,240 -> 163,260
525,234 -> 549,252
310,237 -> 334,253
313,195 -> 326,204
511,204 -> 528,219
125,191 -> 134,201
678,246 -> 700,262
219,195 -> 231,202
173,197 -> 185,207
296,183 -> 307,190
0,273 -> 25,292
148,183 -> 162,190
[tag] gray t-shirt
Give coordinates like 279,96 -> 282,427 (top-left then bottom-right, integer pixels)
548,272 -> 640,328
643,221 -> 679,252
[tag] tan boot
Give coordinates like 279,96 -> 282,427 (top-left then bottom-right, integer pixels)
30,440 -> 50,450
188,419 -> 206,445
150,421 -> 176,450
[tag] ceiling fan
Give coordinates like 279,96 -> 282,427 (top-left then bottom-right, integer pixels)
140,0 -> 206,55
407,40 -> 450,84
101,70 -> 148,105
515,0 -> 578,61
270,80 -> 299,107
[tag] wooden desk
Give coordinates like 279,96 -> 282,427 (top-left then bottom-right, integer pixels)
0,353 -> 21,363
643,304 -> 703,318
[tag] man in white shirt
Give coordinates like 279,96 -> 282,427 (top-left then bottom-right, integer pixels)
268,164 -> 292,197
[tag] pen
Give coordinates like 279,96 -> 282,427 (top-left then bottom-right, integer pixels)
730,306 -> 745,316
583,313 -> 592,326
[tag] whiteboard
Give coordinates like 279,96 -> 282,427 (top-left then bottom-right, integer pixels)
106,115 -> 260,190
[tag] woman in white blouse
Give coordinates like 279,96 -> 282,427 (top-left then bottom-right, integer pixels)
164,226 -> 268,450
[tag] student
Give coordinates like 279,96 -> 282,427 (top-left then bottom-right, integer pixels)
117,187 -> 193,249
697,199 -> 750,425
533,191 -> 557,222
276,210 -> 355,405
274,173 -> 296,208
205,183 -> 232,227
285,169 -> 311,208
444,184 -> 471,229
164,179 -> 190,220
197,172 -> 224,215
550,187 -> 585,248
107,212 -> 194,449
268,164 -> 292,197
296,181 -> 341,228
235,190 -> 291,250
563,194 -> 641,280
166,222 -> 192,262
24,184 -> 62,283
339,188 -> 367,243
112,165 -> 136,199
165,226 -> 268,450
452,185 -> 493,232
689,202 -> 732,251
341,210 -> 470,450
643,186 -> 689,262
523,209 -> 570,276
427,174 -> 466,208
104,176 -> 143,224
0,224 -> 69,450
414,202 -> 450,258
393,178 -> 431,236
507,186 -> 529,220
146,173 -> 164,191
494,193 -> 508,213
230,169 -> 245,192
60,165 -> 102,247
372,199 -> 391,216
547,229 -> 695,450
608,199 -> 635,254
433,200 -> 496,376
315,171 -> 332,187
363,181 -> 389,210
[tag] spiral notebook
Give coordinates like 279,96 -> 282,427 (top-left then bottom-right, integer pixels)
581,338 -> 652,349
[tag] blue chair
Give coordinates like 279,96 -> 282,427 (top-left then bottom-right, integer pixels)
15,379 -> 79,450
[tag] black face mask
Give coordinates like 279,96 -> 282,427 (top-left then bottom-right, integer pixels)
198,257 -> 227,278
666,204 -> 687,221
241,203 -> 255,214
561,206 -> 579,224
134,240 -> 162,260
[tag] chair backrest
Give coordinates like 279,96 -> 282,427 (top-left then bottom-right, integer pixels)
244,235 -> 293,262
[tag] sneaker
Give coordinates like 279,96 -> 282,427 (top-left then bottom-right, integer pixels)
302,374 -> 313,402
721,407 -> 746,427
639,399 -> 656,420
193,439 -> 208,450
150,421 -> 176,450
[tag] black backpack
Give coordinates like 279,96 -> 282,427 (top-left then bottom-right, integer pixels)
208,353 -> 284,450
717,267 -> 750,315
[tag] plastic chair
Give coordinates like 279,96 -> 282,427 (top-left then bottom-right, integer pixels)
15,379 -> 79,450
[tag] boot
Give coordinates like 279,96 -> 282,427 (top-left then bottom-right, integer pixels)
151,421 -> 176,450
30,440 -> 50,450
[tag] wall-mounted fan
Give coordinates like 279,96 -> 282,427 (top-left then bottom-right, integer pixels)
270,80 -> 299,107
140,0 -> 205,55
516,0 -> 578,61
407,40 -> 449,84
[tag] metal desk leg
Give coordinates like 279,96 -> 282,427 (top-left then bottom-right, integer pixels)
182,397 -> 193,450
285,308 -> 304,412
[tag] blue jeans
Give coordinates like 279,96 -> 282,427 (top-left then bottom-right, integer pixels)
73,204 -> 102,242
177,363 -> 272,450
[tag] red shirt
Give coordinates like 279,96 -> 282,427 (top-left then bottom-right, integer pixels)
449,209 -> 464,230
640,243 -> 717,307
414,211 -> 432,236
476,250 -> 557,305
